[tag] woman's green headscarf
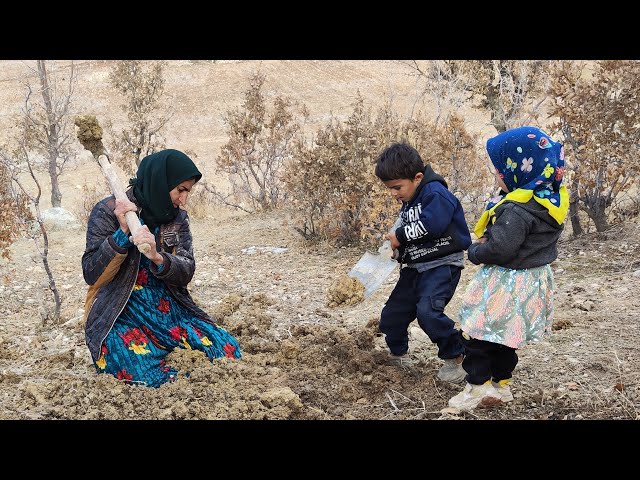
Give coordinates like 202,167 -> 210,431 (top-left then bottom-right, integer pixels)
132,149 -> 202,231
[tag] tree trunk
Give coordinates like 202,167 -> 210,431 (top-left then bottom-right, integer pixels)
485,83 -> 507,133
49,154 -> 62,207
481,61 -> 508,133
582,193 -> 610,232
41,242 -> 61,323
569,190 -> 583,236
32,172 -> 61,323
37,61 -> 62,208
590,206 -> 609,232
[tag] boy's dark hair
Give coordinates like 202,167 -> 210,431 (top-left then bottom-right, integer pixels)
375,143 -> 425,181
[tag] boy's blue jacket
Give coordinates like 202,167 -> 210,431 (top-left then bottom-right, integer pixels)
394,165 -> 472,264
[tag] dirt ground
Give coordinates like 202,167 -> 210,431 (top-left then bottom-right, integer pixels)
0,60 -> 638,421
1,163 -> 639,420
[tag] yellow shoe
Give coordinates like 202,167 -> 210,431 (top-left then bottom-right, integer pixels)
448,381 -> 502,411
491,379 -> 514,402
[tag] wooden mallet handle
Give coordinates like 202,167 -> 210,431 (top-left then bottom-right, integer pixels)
97,155 -> 151,255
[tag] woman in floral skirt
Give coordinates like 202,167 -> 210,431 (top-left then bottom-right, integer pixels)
82,149 -> 241,387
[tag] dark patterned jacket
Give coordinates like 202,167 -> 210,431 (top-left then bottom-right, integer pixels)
81,189 -> 212,362
467,197 -> 564,270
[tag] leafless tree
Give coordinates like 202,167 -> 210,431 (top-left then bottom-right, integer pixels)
404,60 -> 550,133
212,71 -> 308,212
21,60 -> 76,208
0,117 -> 62,323
399,60 -> 470,126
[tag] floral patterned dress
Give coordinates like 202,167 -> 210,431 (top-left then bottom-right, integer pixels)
458,264 -> 555,349
94,255 -> 241,387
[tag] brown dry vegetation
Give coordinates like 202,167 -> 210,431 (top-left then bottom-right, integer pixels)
0,61 -> 639,422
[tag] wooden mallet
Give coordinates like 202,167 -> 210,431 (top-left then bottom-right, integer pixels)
74,115 -> 151,255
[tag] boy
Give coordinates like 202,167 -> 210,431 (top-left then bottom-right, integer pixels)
375,142 -> 472,383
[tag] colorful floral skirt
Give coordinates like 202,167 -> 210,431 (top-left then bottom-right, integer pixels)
458,264 -> 555,349
94,257 -> 241,387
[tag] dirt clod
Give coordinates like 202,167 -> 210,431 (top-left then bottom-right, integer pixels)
74,115 -> 105,157
326,274 -> 365,307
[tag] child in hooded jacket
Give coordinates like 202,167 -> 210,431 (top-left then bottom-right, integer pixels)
375,142 -> 472,383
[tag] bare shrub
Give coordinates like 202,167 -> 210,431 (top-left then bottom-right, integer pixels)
186,182 -> 214,220
209,71 -> 308,213
105,60 -> 172,176
284,97 -> 488,246
425,112 -> 491,222
0,161 -> 31,260
548,60 -> 640,234
284,94 -> 383,245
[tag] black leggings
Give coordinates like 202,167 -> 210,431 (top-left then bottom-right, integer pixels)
461,334 -> 518,385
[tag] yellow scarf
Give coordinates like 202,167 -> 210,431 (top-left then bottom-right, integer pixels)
473,185 -> 569,238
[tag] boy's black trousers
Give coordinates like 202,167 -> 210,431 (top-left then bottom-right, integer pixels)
379,264 -> 464,360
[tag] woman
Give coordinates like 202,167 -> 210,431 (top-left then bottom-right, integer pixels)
81,149 -> 241,387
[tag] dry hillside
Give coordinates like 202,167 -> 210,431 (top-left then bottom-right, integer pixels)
0,60 -> 492,191
0,60 -> 638,423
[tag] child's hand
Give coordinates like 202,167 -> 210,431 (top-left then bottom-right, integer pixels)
475,236 -> 488,244
385,231 -> 401,250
